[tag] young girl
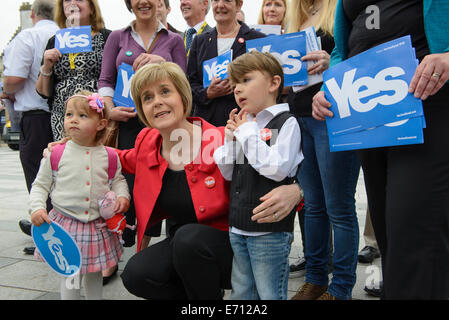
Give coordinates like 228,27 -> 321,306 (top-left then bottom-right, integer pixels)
30,90 -> 130,300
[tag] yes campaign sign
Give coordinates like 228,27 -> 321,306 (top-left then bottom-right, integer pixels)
113,63 -> 136,110
246,32 -> 308,87
249,24 -> 282,36
323,36 -> 423,137
329,116 -> 424,152
32,221 -> 81,277
203,49 -> 233,88
55,26 -> 92,54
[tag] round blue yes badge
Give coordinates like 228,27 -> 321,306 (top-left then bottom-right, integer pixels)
32,221 -> 81,277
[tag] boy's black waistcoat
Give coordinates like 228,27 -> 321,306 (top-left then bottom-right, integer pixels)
229,111 -> 299,233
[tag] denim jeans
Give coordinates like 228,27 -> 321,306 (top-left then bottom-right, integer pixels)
229,231 -> 293,300
298,117 -> 360,300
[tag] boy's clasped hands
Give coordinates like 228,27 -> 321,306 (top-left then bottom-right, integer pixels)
225,108 -> 254,141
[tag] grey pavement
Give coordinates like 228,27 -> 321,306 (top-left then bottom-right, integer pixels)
0,143 -> 380,300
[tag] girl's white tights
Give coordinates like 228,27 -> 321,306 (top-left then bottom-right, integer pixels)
60,271 -> 103,300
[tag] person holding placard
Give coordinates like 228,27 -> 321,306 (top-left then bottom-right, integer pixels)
257,0 -> 288,33
312,0 -> 449,300
98,0 -> 186,251
30,91 -> 130,300
36,0 -> 111,142
286,0 -> 362,301
187,0 -> 265,127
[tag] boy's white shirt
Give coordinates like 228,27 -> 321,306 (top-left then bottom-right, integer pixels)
213,103 -> 304,237
29,140 -> 130,222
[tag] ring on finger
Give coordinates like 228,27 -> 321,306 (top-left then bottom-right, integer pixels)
273,212 -> 278,220
432,72 -> 441,79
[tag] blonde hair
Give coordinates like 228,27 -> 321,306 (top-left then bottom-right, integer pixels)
131,63 -> 193,128
287,0 -> 337,35
65,90 -> 109,142
228,51 -> 284,101
55,0 -> 105,32
257,0 -> 288,29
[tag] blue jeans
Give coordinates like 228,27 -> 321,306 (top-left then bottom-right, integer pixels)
229,232 -> 293,300
298,117 -> 360,300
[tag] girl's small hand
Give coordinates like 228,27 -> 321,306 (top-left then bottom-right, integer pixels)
301,50 -> 330,75
31,209 -> 51,226
114,197 -> 130,214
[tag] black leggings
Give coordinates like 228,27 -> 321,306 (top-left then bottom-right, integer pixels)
358,86 -> 449,299
121,223 -> 233,300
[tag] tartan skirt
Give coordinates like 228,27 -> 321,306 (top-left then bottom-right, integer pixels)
34,209 -> 123,274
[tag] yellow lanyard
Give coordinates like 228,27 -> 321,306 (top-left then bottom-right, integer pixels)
185,21 -> 208,58
68,53 -> 80,69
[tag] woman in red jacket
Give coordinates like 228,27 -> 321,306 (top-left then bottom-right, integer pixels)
118,62 -> 302,300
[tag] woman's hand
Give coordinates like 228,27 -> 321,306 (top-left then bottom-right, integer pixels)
42,48 -> 62,71
115,197 -> 130,214
311,90 -> 333,121
109,106 -> 137,122
31,209 -> 51,226
252,183 -> 303,224
206,77 -> 234,100
132,53 -> 166,71
43,137 -> 71,158
302,50 -> 330,75
409,52 -> 449,100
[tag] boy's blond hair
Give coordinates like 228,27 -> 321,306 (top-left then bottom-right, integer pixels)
131,62 -> 193,128
228,51 -> 284,101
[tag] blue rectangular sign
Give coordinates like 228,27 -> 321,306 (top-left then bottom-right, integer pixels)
55,26 -> 92,54
329,116 -> 424,152
246,32 -> 308,87
323,36 -> 423,137
203,49 -> 233,88
113,63 -> 136,110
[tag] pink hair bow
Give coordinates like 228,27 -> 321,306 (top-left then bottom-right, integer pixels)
87,93 -> 104,114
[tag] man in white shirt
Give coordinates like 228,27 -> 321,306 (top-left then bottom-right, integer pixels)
180,0 -> 212,54
2,0 -> 59,247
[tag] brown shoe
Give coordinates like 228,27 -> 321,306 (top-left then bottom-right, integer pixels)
316,291 -> 337,300
291,282 -> 328,300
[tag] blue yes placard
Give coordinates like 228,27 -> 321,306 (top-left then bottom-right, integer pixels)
55,26 -> 92,54
203,49 -> 233,88
323,35 -> 423,137
329,116 -> 424,152
32,221 -> 81,277
113,63 -> 136,110
246,32 -> 308,87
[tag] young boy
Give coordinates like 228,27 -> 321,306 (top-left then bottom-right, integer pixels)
213,51 -> 303,300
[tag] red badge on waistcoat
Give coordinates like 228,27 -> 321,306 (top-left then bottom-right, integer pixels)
260,128 -> 272,141
238,37 -> 245,44
204,176 -> 216,189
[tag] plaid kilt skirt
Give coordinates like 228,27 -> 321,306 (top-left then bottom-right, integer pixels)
34,209 -> 123,274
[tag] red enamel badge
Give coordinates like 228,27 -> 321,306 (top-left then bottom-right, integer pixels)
238,37 -> 245,44
204,176 -> 216,189
260,128 -> 272,141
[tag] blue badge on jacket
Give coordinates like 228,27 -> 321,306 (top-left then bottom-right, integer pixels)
113,63 -> 136,110
323,35 -> 423,137
32,221 -> 81,277
203,49 -> 233,88
55,26 -> 92,54
246,32 -> 308,87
